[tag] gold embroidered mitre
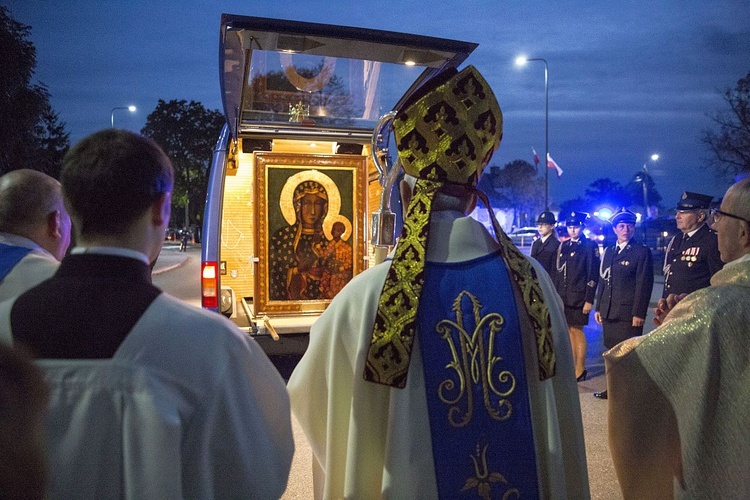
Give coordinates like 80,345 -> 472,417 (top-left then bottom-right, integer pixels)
364,65 -> 556,388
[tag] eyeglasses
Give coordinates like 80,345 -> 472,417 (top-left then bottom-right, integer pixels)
709,208 -> 750,226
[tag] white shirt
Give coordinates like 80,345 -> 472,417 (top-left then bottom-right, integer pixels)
0,291 -> 295,498
685,223 -> 705,239
70,246 -> 150,264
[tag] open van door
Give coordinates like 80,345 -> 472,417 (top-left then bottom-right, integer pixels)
202,14 -> 476,353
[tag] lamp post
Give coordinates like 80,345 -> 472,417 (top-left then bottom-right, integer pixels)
641,153 -> 659,219
515,55 -> 549,209
110,105 -> 136,128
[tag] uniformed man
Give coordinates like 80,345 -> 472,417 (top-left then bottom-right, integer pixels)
594,208 -> 654,399
555,211 -> 600,382
530,211 -> 560,277
662,191 -> 723,298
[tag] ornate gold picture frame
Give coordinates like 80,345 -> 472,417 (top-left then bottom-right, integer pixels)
254,152 -> 367,316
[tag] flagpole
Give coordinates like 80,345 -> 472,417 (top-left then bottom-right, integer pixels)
541,59 -> 549,210
515,56 -> 550,210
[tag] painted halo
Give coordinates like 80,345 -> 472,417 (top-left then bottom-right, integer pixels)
323,213 -> 353,242
279,170 -> 341,233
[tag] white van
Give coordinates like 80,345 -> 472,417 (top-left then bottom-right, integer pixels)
201,14 -> 476,353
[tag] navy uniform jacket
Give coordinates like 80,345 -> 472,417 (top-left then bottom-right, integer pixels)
530,235 -> 560,278
596,241 -> 654,321
554,236 -> 600,308
662,223 -> 723,298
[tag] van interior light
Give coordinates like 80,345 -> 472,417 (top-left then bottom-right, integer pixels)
404,60 -> 416,66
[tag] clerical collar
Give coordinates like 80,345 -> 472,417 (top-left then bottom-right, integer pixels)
70,246 -> 150,265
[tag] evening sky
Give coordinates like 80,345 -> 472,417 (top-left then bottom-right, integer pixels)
7,0 -> 750,208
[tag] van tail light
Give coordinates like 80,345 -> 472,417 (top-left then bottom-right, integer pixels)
201,261 -> 219,308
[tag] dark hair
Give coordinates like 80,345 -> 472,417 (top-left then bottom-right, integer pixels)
61,129 -> 174,236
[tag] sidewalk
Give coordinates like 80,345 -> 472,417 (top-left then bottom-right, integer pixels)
577,272 -> 665,499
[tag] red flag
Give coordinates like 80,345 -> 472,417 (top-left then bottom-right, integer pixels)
532,148 -> 540,167
547,153 -> 563,178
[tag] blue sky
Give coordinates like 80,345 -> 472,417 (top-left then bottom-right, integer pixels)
6,0 -> 749,207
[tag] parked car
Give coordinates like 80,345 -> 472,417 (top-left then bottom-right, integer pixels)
508,227 -> 539,246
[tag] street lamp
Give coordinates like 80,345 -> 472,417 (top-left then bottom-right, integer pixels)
641,153 -> 659,219
110,105 -> 136,128
515,55 -> 549,209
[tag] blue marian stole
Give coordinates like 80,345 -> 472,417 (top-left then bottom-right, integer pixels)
419,250 -> 539,499
0,243 -> 33,282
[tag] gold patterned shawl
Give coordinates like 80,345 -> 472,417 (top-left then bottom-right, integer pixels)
364,66 -> 556,388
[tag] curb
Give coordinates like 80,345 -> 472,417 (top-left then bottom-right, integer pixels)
152,254 -> 190,276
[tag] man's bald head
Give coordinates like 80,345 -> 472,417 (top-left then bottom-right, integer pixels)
715,176 -> 750,264
723,176 -> 750,222
0,169 -> 71,260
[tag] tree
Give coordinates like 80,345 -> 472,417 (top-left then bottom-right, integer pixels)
478,160 -> 544,227
560,178 -> 635,217
584,178 -> 631,207
558,196 -> 590,220
626,170 -> 662,215
702,71 -> 750,179
0,6 -> 69,176
141,99 -> 225,228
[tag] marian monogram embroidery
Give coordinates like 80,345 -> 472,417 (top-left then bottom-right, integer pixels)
435,291 -> 516,428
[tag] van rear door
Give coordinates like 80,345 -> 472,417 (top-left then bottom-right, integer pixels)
203,15 -> 476,350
